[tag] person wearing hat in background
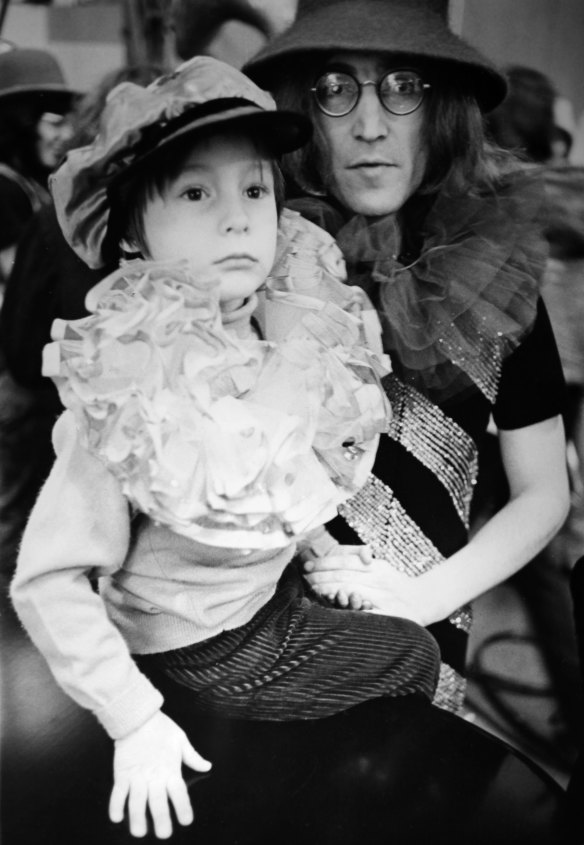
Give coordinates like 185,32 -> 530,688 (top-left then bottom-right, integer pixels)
244,0 -> 570,714
11,55 -> 440,839
0,45 -> 78,292
0,46 -> 78,578
0,63 -> 164,587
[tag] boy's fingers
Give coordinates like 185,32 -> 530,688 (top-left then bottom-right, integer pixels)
127,782 -> 149,838
305,570 -> 354,587
336,589 -> 349,607
168,778 -> 194,827
182,742 -> 212,773
305,555 -> 370,573
148,781 -> 173,840
109,781 -> 129,824
358,546 -> 373,564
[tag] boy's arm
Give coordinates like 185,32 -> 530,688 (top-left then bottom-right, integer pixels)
11,410 -> 212,838
10,410 -> 163,738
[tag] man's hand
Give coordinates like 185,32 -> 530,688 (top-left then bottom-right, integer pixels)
304,548 -> 424,625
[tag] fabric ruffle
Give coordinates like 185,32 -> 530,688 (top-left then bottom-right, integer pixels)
290,170 -> 546,403
44,212 -> 391,549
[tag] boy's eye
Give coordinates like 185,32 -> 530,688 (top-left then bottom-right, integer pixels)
182,187 -> 205,201
246,184 -> 269,199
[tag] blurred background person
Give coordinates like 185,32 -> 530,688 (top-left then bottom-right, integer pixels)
0,60 -> 163,577
484,63 -> 584,760
0,45 -> 78,576
0,46 -> 77,299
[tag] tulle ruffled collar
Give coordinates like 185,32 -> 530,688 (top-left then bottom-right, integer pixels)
287,170 -> 547,403
44,210 -> 391,549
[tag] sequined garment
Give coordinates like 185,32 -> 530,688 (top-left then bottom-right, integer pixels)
290,173 -> 551,714
339,378 -> 475,713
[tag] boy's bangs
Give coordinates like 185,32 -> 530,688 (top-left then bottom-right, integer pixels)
106,124 -> 286,262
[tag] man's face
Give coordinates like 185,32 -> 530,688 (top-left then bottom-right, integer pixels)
315,52 -> 428,216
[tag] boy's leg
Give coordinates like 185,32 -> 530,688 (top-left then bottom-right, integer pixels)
136,565 -> 440,721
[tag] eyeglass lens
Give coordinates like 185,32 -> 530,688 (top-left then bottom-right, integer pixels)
313,70 -> 427,116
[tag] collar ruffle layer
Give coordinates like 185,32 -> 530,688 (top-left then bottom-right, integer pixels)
288,170 -> 546,403
43,209 -> 391,549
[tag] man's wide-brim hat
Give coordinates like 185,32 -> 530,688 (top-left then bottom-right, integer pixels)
50,55 -> 312,269
245,0 -> 507,113
0,47 -> 78,112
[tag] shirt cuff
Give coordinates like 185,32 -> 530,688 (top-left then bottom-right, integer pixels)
94,671 -> 164,740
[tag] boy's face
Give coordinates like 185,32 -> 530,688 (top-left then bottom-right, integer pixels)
140,132 -> 278,307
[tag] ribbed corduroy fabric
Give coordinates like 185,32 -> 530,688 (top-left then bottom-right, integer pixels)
136,564 -> 440,719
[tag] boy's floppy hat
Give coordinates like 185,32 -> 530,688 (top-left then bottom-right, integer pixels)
244,0 -> 507,113
0,47 -> 79,113
50,55 -> 312,269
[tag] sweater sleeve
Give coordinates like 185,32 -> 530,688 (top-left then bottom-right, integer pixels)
10,410 -> 164,739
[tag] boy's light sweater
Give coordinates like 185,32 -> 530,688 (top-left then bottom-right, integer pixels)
10,411 -> 299,740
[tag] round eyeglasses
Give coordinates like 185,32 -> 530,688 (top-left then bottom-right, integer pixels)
311,69 -> 430,117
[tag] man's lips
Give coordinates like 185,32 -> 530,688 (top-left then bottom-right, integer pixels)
348,160 -> 395,169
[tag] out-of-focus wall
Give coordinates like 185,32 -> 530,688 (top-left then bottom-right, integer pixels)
1,1 -> 298,92
2,0 -> 583,155
458,0 -> 584,126
2,4 -> 124,92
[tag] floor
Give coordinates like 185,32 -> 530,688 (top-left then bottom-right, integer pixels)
465,577 -> 580,790
0,571 -> 574,845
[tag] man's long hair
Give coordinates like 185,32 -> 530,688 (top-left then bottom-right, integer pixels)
271,55 -> 519,204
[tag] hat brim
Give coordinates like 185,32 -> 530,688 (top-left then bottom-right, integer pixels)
0,84 -> 79,113
111,104 -> 313,188
245,2 -> 507,112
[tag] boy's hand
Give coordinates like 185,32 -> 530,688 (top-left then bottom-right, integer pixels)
109,710 -> 212,839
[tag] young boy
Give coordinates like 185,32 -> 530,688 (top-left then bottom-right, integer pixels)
11,57 -> 439,840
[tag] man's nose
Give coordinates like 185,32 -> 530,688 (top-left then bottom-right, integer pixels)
352,85 -> 389,141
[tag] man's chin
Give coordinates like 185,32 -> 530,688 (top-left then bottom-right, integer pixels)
333,181 -> 406,217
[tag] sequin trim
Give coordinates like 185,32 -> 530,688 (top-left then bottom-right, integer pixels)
339,473 -> 443,576
433,662 -> 467,714
436,318 -> 505,404
338,474 -> 472,634
384,376 -> 478,528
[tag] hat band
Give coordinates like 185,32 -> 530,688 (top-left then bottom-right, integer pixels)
126,97 -> 262,165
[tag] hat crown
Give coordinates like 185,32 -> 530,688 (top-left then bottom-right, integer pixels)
0,48 -> 67,95
145,55 -> 276,113
296,0 -> 449,21
244,0 -> 507,113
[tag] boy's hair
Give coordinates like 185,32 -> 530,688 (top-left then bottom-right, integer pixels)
107,126 -> 285,261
